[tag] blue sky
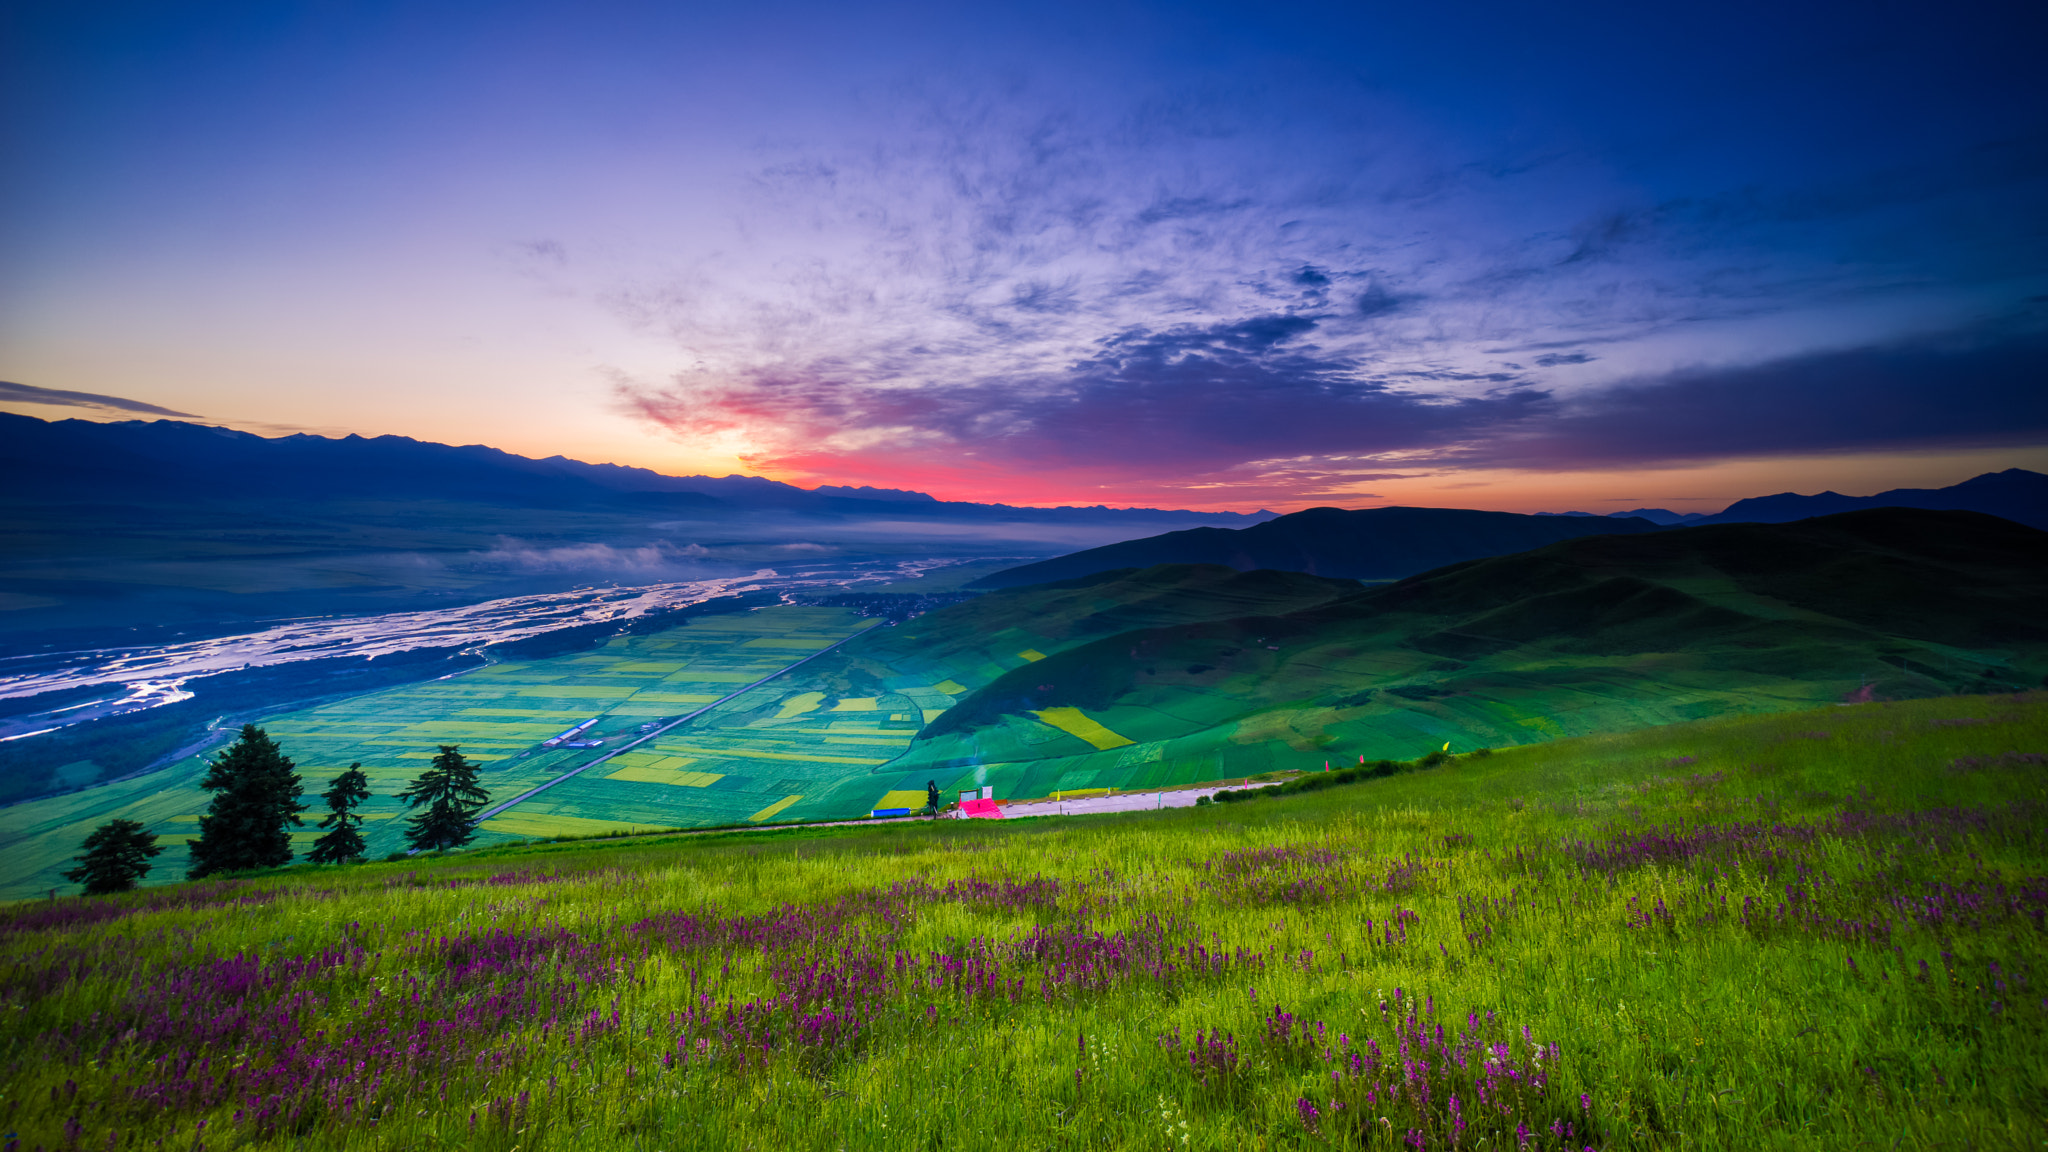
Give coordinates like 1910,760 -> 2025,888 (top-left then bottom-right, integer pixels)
3,0 -> 2043,510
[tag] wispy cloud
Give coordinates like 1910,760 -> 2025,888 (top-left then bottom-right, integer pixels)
462,539 -> 711,575
594,77 -> 2048,503
0,381 -> 198,418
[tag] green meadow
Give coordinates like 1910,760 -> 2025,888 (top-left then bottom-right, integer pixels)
2,693 -> 2042,1149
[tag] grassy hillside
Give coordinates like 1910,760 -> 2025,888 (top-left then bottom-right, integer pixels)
850,563 -> 1359,689
3,693 -> 2042,1150
904,509 -> 2048,795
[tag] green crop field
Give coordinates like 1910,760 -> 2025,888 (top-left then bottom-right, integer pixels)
2,693 -> 2043,1150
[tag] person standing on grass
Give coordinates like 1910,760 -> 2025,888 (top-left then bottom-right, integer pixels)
396,745 -> 489,852
924,779 -> 942,818
63,819 -> 162,895
307,763 -> 371,864
186,724 -> 306,878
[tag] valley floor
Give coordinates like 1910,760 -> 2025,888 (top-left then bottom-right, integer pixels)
0,602 -> 1399,899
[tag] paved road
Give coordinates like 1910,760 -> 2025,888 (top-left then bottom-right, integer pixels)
979,783 -> 1258,818
629,780 -> 1283,842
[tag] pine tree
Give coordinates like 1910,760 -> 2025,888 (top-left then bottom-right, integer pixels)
187,725 -> 306,879
62,819 -> 163,895
395,745 -> 488,852
306,763 -> 371,865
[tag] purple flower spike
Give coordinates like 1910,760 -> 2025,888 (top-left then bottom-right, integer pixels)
1297,1096 -> 1321,1131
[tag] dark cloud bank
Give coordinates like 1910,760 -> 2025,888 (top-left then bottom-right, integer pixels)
625,317 -> 2048,483
1481,325 -> 2048,469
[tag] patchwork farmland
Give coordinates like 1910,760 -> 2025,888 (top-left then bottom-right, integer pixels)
0,608 -> 911,897
3,598 -> 1257,898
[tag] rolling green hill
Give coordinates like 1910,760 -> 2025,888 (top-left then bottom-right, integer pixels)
848,563 -> 1361,684
899,508 -> 2048,795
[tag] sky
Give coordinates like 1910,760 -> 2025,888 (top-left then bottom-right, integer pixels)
2,0 -> 2045,513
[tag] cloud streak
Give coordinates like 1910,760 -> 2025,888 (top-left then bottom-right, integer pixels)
0,381 -> 198,418
1471,322 -> 2048,469
463,539 -> 711,575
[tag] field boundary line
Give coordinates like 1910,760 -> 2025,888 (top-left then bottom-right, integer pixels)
468,619 -> 884,827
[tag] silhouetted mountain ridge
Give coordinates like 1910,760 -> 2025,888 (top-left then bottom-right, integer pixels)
967,505 -> 1666,589
1694,468 -> 2046,528
969,469 -> 2045,588
0,413 -> 1271,526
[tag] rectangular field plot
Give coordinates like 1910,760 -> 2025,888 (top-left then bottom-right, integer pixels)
1030,707 -> 1137,750
479,810 -> 676,840
748,795 -> 803,822
502,772 -> 816,833
605,765 -> 723,787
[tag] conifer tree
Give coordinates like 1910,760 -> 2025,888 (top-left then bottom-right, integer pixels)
187,725 -> 306,878
395,745 -> 488,852
62,819 -> 162,895
307,763 -> 371,865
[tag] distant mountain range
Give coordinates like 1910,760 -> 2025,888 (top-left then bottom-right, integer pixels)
0,413 -> 1272,527
1535,508 -> 1705,525
970,468 -> 2047,589
1692,468 -> 2047,528
0,413 -> 1281,647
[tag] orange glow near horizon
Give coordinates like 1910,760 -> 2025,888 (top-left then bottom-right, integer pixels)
717,445 -> 2048,515
7,398 -> 2041,518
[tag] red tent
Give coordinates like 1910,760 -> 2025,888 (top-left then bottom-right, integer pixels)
958,798 -> 1003,819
